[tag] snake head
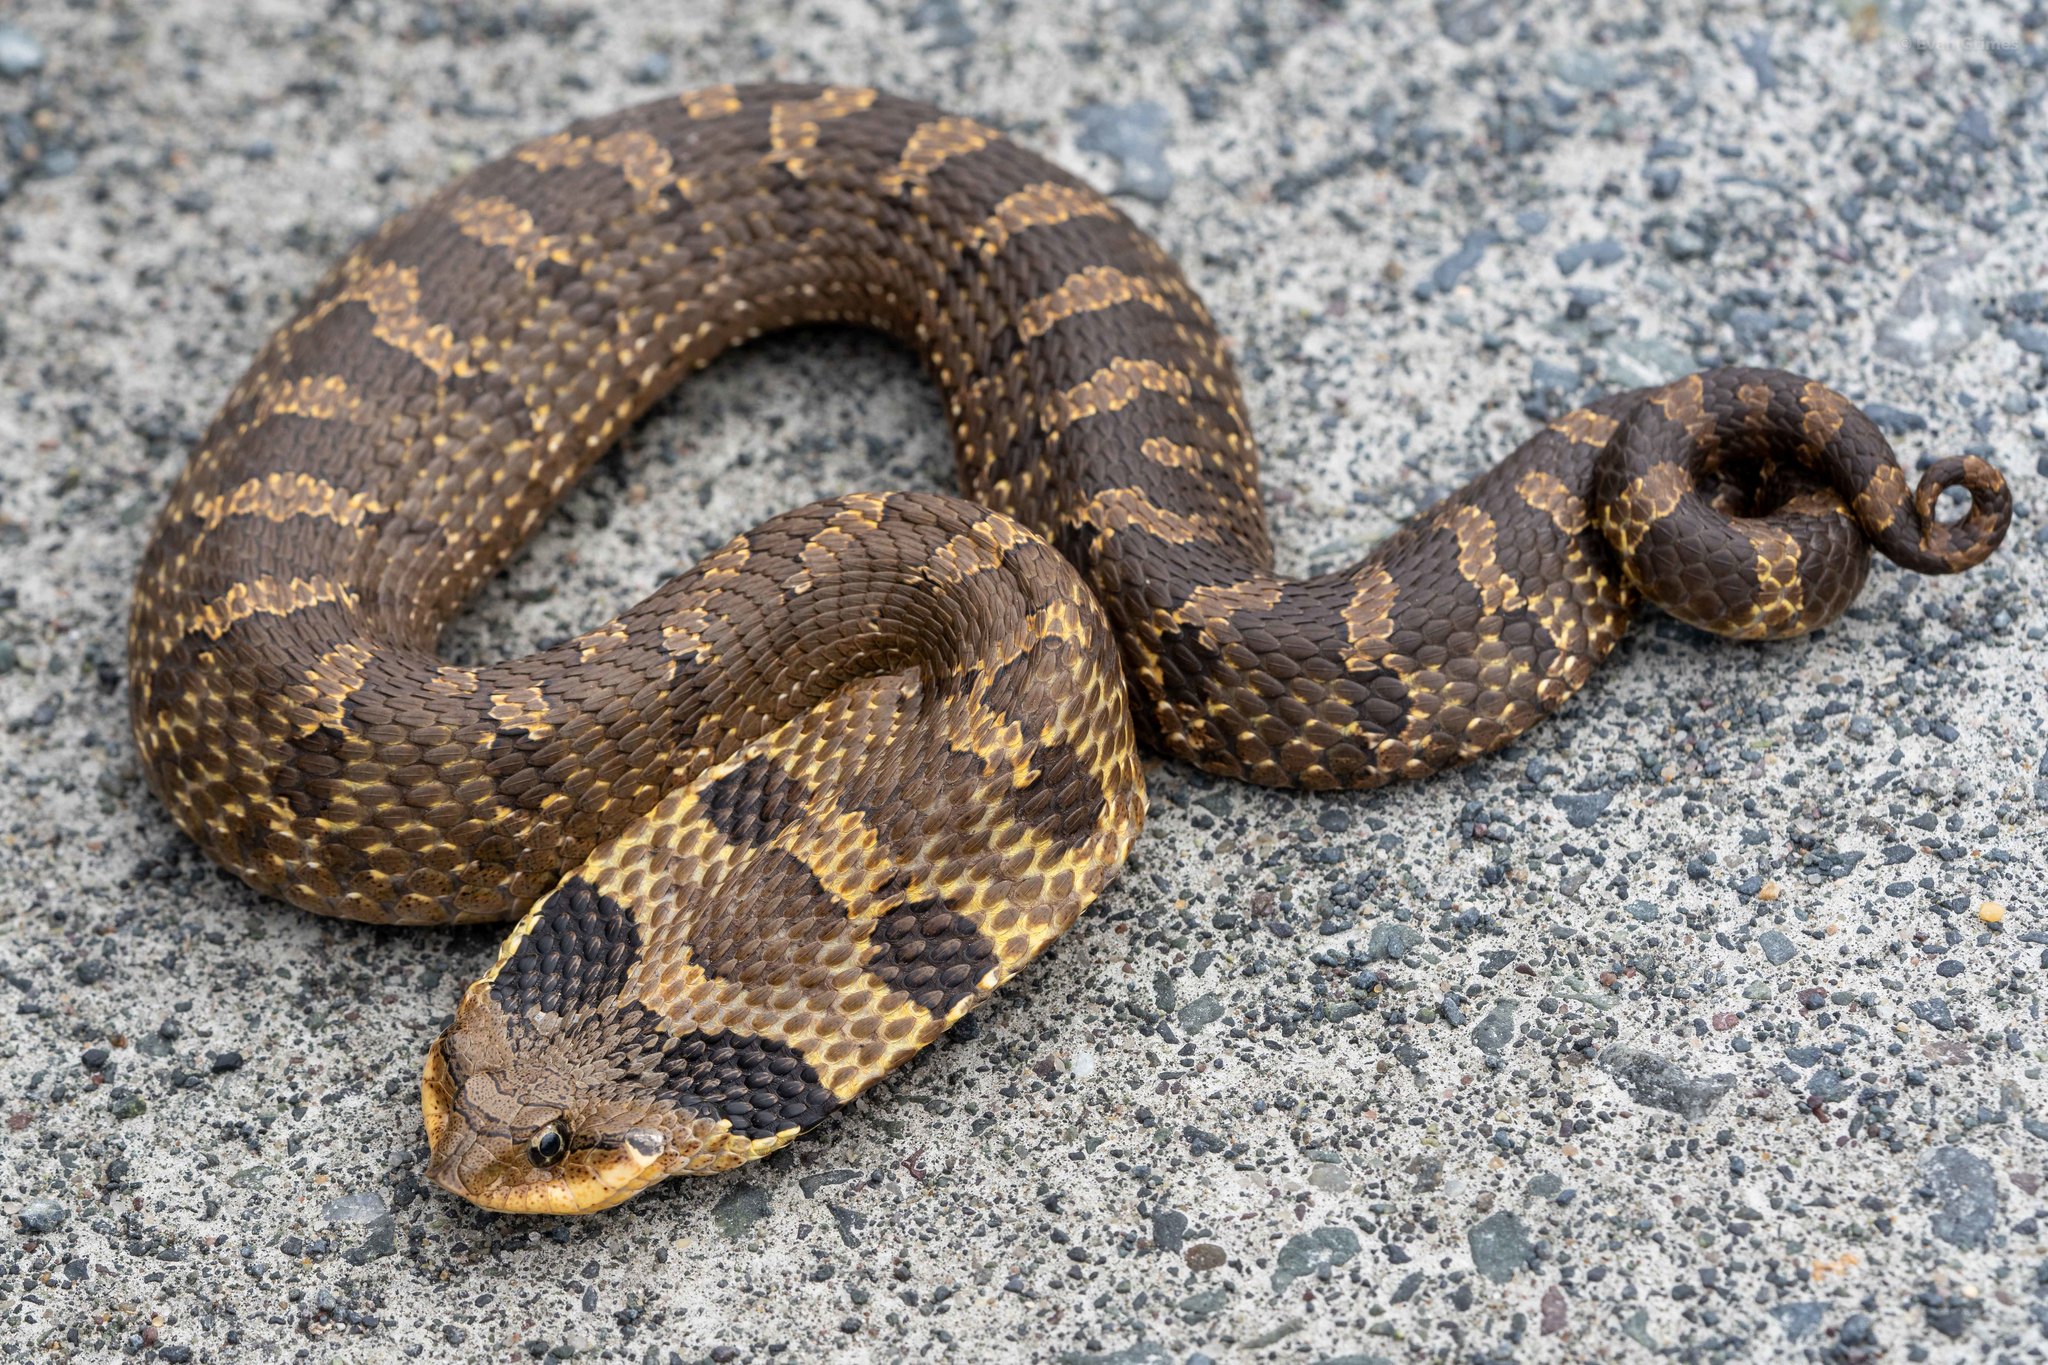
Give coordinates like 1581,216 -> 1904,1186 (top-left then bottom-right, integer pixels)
419,953 -> 843,1214
420,988 -> 692,1215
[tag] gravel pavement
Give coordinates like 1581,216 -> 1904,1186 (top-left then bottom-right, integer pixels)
2,2 -> 2045,1361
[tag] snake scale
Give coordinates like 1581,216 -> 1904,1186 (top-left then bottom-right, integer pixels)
127,84 -> 2011,1214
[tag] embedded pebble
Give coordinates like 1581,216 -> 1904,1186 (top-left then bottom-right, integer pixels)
17,1199 -> 66,1234
1073,101 -> 1174,204
1922,1147 -> 1997,1249
0,24 -> 45,78
1466,1211 -> 1534,1283
320,1192 -> 388,1225
1599,1047 -> 1736,1120
1875,256 -> 1987,368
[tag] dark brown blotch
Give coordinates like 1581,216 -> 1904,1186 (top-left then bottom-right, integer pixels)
649,1022 -> 838,1139
491,877 -> 642,1017
697,755 -> 808,846
862,895 -> 1000,1017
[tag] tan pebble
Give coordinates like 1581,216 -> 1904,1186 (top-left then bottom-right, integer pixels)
1757,881 -> 1779,902
1977,901 -> 2005,924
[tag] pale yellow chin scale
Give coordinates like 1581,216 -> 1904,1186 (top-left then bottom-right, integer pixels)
418,1039 -> 672,1215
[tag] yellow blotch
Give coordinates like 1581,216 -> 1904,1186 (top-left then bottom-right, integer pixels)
297,641 -> 377,727
486,686 -> 554,739
767,87 -> 878,176
1138,436 -> 1211,471
184,575 -> 355,642
449,196 -> 571,283
1178,578 -> 1286,623
1605,461 -> 1691,556
971,182 -> 1118,256
1045,357 -> 1191,434
1516,468 -> 1589,536
1340,565 -> 1399,670
1650,373 -> 1711,439
1442,503 -> 1525,615
1017,265 -> 1175,341
1798,380 -> 1852,449
195,471 -> 385,532
1069,487 -> 1214,545
1548,408 -> 1619,448
329,257 -> 462,378
1850,463 -> 1910,534
881,115 -> 1002,195
682,85 -> 742,120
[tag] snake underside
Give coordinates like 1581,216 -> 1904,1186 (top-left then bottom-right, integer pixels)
126,84 -> 2010,1212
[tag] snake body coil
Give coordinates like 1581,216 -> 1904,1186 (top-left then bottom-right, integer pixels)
127,85 -> 2010,1213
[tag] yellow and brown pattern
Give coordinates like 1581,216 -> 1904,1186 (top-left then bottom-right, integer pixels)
128,85 -> 2011,1215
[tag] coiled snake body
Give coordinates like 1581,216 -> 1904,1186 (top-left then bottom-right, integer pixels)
127,85 -> 2009,1213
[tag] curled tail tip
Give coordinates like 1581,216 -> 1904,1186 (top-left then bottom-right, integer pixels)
1898,454 -> 2011,575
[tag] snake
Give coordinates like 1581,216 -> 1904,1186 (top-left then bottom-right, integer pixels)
126,84 -> 2011,1215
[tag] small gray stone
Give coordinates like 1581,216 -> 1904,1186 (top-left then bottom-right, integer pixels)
343,1217 -> 396,1265
1473,1001 -> 1516,1055
1599,1046 -> 1735,1119
1861,402 -> 1927,434
1603,336 -> 1694,388
1271,1226 -> 1359,1290
17,1198 -> 65,1234
320,1191 -> 388,1225
1056,1344 -> 1172,1365
1176,994 -> 1224,1032
1421,229 -> 1500,297
1434,0 -> 1501,45
1910,997 -> 1956,1031
1875,256 -> 1986,369
629,52 -> 671,86
1152,969 -> 1176,1012
1806,1068 -> 1849,1103
1728,306 -> 1777,351
1551,791 -> 1612,829
1665,225 -> 1711,260
0,24 -> 45,79
1733,29 -> 1776,90
1466,1210 -> 1533,1283
1555,237 -> 1624,275
906,0 -> 975,49
1365,922 -> 1423,962
1074,102 -> 1174,204
1771,1301 -> 1824,1341
2002,322 -> 2048,356
1551,50 -> 1618,92
712,1184 -> 771,1240
1922,1146 -> 1997,1248
1758,930 -> 1798,965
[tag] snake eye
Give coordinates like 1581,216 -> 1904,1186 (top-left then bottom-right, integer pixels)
528,1118 -> 570,1168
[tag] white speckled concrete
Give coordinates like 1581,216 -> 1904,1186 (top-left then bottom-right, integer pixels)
1,2 -> 2043,1361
